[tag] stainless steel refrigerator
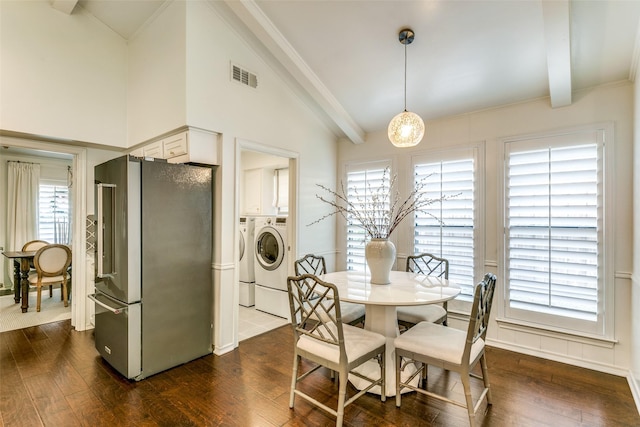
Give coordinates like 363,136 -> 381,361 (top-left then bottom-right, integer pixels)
89,155 -> 213,380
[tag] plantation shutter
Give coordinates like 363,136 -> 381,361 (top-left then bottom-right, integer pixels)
38,181 -> 70,244
505,135 -> 602,328
345,162 -> 390,271
413,158 -> 476,298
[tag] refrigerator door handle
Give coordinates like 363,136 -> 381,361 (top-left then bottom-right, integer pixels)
88,293 -> 127,315
96,183 -> 116,278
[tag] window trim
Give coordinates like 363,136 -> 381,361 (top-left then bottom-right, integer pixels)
498,122 -> 615,340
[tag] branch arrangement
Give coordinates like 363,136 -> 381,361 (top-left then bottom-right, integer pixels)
309,167 -> 458,239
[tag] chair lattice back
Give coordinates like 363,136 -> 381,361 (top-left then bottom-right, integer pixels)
406,253 -> 449,279
287,274 -> 344,348
467,273 -> 497,346
294,254 -> 327,276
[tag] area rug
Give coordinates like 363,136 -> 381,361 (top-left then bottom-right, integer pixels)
0,288 -> 71,332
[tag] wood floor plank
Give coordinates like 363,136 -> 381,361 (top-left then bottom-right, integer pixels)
1,320 -> 639,427
0,372 -> 42,427
64,387 -> 118,427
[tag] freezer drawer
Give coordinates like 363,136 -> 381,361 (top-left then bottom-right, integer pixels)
90,292 -> 141,379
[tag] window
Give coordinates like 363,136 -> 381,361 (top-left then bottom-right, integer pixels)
503,127 -> 610,336
345,161 -> 391,271
413,150 -> 479,299
38,181 -> 70,244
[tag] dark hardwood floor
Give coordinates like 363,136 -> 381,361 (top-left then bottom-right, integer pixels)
1,320 -> 638,426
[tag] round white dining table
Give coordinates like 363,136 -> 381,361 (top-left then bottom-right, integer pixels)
320,270 -> 461,396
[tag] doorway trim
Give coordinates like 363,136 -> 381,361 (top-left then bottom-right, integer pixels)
235,138 -> 298,347
0,135 -> 89,330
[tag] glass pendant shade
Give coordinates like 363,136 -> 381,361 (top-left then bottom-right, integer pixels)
388,28 -> 424,148
388,110 -> 424,147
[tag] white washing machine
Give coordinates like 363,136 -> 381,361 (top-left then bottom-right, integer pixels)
238,216 -> 256,307
254,216 -> 290,319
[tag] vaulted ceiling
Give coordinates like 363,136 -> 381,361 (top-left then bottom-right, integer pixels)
61,1 -> 640,144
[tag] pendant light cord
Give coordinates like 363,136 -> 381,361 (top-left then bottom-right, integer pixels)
404,41 -> 408,112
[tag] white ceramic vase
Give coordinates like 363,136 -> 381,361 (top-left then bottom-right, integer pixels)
365,238 -> 396,285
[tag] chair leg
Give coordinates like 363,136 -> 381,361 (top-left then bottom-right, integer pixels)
36,286 -> 42,312
461,373 -> 476,427
62,280 -> 69,307
395,354 -> 402,407
380,353 -> 386,402
289,354 -> 300,408
336,368 -> 348,427
480,354 -> 492,404
421,363 -> 428,388
49,285 -> 53,298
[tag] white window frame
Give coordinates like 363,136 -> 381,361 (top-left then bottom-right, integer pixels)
498,123 -> 615,339
344,160 -> 392,272
411,144 -> 485,309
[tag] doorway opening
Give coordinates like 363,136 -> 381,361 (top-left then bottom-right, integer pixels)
0,135 -> 87,332
236,141 -> 297,343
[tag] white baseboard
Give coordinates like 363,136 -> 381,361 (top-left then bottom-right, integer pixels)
214,341 -> 236,356
486,338 -> 629,377
629,372 -> 640,416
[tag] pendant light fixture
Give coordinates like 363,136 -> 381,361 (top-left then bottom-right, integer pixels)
388,28 -> 424,148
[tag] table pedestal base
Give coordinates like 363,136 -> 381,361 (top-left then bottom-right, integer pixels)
348,305 -> 419,396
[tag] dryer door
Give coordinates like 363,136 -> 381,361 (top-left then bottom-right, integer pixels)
239,230 -> 245,262
255,226 -> 285,271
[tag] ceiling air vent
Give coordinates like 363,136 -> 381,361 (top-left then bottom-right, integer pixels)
231,63 -> 258,89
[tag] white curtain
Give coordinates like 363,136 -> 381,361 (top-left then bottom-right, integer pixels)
6,162 -> 40,286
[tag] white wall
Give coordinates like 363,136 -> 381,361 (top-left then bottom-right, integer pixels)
127,1 -> 187,145
0,1 -> 128,146
631,77 -> 640,409
339,82 -> 634,375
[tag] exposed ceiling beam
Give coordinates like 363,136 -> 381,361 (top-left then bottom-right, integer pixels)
51,0 -> 78,15
542,0 -> 572,108
223,0 -> 365,144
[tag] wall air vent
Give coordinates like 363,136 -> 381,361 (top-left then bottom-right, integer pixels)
231,63 -> 258,89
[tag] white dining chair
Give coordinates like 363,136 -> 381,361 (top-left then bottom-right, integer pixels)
294,254 -> 365,326
286,273 -> 386,427
394,273 -> 497,427
397,253 -> 449,328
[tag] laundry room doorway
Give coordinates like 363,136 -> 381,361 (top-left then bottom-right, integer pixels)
236,141 -> 297,343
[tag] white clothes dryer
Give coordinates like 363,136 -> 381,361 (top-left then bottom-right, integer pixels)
254,216 -> 290,319
238,216 -> 256,307
239,217 -> 255,282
